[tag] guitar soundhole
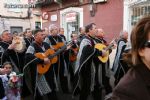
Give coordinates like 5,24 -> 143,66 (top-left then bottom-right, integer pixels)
42,65 -> 45,68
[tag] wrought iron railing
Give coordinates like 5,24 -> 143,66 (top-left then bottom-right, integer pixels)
36,0 -> 54,6
36,0 -> 63,6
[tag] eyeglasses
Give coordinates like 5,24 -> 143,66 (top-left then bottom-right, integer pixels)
144,41 -> 150,48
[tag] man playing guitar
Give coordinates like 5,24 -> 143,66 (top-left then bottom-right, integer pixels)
23,29 -> 58,100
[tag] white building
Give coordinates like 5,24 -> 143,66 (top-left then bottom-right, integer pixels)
0,0 -> 38,34
124,0 -> 150,33
123,0 -> 150,46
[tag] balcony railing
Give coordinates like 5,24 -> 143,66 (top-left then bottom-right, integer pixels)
36,0 -> 62,6
36,0 -> 54,6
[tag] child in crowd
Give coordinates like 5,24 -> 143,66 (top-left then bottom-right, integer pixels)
0,62 -> 22,100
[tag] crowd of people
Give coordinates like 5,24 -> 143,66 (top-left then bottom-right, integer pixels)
0,16 -> 149,100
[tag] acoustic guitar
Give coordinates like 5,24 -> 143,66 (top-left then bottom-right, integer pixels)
95,43 -> 114,63
35,49 -> 57,74
69,47 -> 79,62
52,42 -> 65,50
35,45 -> 67,74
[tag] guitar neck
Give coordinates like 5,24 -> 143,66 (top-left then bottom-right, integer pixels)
105,43 -> 114,51
48,45 -> 67,59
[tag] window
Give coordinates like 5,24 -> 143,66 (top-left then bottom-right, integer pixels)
131,5 -> 150,26
66,12 -> 80,40
35,22 -> 41,29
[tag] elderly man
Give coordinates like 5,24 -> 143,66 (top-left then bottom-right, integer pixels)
23,29 -> 58,100
24,28 -> 34,48
112,30 -> 129,86
1,30 -> 26,73
73,23 -> 107,100
0,30 -> 13,68
78,27 -> 86,44
44,24 -> 71,93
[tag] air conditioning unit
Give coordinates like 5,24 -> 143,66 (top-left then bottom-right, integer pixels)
93,0 -> 107,3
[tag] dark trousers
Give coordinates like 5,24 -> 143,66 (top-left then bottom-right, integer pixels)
114,60 -> 130,86
103,77 -> 112,95
79,63 -> 102,100
79,63 -> 91,100
79,85 -> 102,100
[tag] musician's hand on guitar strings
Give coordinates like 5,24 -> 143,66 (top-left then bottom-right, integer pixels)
67,45 -> 71,50
101,50 -> 107,57
44,58 -> 50,64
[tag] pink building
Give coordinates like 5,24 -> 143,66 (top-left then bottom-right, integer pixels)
36,0 -> 123,41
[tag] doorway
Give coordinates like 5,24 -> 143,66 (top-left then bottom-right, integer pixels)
60,7 -> 83,41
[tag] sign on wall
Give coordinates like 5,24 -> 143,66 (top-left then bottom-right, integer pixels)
42,12 -> 49,20
65,12 -> 76,22
51,14 -> 57,21
93,0 -> 107,3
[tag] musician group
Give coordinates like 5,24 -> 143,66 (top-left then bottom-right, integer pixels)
0,23 -> 129,100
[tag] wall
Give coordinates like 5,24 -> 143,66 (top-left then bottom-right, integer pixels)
0,0 -> 29,17
41,0 -> 123,41
82,0 -> 123,41
0,0 -> 35,34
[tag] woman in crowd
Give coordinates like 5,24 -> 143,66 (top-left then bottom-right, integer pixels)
111,16 -> 150,100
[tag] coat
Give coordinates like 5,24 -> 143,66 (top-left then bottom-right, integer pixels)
111,63 -> 150,100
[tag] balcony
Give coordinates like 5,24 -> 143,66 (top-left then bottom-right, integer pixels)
35,0 -> 62,7
36,0 -> 54,7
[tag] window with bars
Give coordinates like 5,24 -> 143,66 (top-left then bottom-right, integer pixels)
131,5 -> 150,26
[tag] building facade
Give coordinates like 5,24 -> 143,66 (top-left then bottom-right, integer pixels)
0,0 -> 36,34
36,0 -> 123,41
124,0 -> 150,35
